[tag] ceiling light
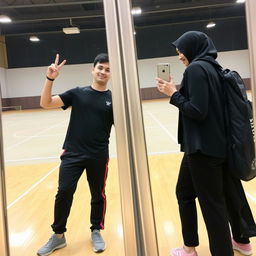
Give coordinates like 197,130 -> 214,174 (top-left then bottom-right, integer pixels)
236,0 -> 246,3
29,36 -> 40,42
206,22 -> 216,28
0,15 -> 12,23
63,27 -> 80,34
131,7 -> 142,15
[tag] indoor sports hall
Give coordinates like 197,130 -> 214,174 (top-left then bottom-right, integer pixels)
1,1 -> 256,256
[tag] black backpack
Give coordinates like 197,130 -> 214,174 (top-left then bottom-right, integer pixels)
217,68 -> 256,181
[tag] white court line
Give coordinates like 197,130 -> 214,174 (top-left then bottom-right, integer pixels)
146,112 -> 177,143
7,157 -> 254,210
6,121 -> 66,151
13,133 -> 65,138
5,156 -> 59,163
7,165 -> 59,209
6,151 -> 180,206
6,150 -> 180,163
148,150 -> 180,155
109,150 -> 180,159
245,191 -> 256,204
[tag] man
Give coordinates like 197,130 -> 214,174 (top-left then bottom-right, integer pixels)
37,53 -> 113,256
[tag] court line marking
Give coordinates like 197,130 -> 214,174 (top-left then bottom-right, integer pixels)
148,150 -> 180,155
146,112 -> 177,143
13,133 -> 65,138
5,156 -> 59,163
12,124 -> 177,138
6,151 -> 181,208
6,121 -> 66,151
109,150 -> 180,158
7,156 -> 254,211
5,150 -> 181,163
7,165 -> 59,209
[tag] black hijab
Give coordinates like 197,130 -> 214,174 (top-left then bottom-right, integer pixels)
172,31 -> 220,66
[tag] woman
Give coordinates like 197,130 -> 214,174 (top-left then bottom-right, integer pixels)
156,31 -> 254,256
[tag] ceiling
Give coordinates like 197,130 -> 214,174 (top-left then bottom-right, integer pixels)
0,0 -> 246,36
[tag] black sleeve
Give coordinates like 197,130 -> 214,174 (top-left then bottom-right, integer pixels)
59,87 -> 77,110
170,64 -> 209,121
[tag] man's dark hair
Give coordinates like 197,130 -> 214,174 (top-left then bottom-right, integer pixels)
93,53 -> 109,67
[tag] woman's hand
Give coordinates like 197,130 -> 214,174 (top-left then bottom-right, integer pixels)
156,76 -> 177,97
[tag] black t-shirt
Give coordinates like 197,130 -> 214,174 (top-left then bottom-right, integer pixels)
59,86 -> 114,159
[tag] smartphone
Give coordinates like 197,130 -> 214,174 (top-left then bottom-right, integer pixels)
157,63 -> 170,81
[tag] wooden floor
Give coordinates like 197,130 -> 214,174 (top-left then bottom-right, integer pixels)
2,98 -> 256,256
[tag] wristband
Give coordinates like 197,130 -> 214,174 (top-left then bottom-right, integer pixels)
46,76 -> 55,81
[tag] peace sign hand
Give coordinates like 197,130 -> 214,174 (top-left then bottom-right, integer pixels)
47,54 -> 66,80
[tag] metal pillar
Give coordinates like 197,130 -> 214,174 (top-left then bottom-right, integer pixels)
103,0 -> 159,255
0,85 -> 10,256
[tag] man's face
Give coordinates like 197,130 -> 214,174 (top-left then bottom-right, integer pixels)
92,62 -> 111,85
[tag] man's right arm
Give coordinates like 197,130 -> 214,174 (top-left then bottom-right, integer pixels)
40,79 -> 64,109
40,54 -> 66,109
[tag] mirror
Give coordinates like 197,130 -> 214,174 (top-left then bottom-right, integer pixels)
131,0 -> 256,255
0,1 -> 124,255
1,0 -> 256,255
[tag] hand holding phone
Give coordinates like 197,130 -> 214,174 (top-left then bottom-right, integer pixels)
156,64 -> 177,97
157,63 -> 170,82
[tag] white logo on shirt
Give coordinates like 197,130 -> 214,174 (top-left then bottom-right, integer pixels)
106,101 -> 112,106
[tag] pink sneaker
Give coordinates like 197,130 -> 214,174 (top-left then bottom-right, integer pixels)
232,239 -> 253,256
171,247 -> 198,256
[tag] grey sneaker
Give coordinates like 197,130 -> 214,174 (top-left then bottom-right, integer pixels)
37,234 -> 67,256
91,229 -> 106,253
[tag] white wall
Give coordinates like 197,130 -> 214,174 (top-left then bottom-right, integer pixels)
217,50 -> 250,77
0,67 -> 7,98
0,49 -> 250,98
5,63 -> 95,98
137,49 -> 250,88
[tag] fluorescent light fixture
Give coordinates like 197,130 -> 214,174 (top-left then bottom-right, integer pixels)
206,22 -> 216,28
63,27 -> 80,34
131,7 -> 142,15
0,15 -> 12,23
236,0 -> 245,3
29,36 -> 40,42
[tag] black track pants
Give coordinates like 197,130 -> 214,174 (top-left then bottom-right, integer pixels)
176,153 -> 234,256
51,151 -> 109,233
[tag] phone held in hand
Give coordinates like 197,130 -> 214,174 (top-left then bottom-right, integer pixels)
157,63 -> 170,82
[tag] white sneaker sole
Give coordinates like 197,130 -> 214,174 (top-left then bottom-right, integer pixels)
91,239 -> 106,253
93,245 -> 106,253
233,245 -> 253,256
37,242 -> 67,256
